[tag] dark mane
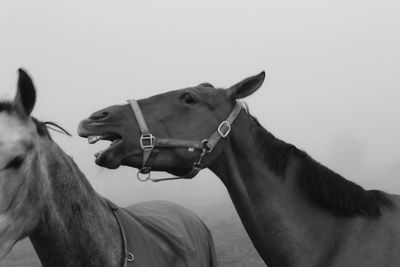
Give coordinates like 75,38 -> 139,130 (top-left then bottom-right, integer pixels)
251,114 -> 392,217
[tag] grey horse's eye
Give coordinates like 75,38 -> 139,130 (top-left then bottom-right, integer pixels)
5,155 -> 24,170
180,93 -> 196,105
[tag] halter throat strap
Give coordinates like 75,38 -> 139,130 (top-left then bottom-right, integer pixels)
127,99 -> 242,182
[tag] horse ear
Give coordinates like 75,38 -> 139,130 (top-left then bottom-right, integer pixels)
13,69 -> 36,118
226,71 -> 265,99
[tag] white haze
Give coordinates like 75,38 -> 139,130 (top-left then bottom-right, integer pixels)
0,0 -> 399,211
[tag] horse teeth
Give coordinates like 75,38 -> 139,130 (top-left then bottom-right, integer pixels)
111,139 -> 120,145
88,136 -> 102,144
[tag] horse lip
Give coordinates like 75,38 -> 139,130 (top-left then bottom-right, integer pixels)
94,139 -> 124,169
77,119 -> 121,139
77,119 -> 93,137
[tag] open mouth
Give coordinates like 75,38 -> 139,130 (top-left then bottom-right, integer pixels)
86,133 -> 122,158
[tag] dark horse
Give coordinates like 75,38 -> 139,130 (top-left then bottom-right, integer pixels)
0,69 -> 218,267
79,71 -> 400,267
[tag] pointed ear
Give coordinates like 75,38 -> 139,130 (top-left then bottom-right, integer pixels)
13,69 -> 36,118
226,71 -> 265,99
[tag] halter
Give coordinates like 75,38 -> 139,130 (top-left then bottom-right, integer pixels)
127,99 -> 242,182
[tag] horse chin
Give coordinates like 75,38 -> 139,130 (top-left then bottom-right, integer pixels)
0,218 -> 17,259
94,150 -> 122,169
0,240 -> 15,260
118,152 -> 143,169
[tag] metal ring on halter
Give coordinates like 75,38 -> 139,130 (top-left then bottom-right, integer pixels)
126,252 -> 135,262
201,139 -> 212,153
137,169 -> 151,182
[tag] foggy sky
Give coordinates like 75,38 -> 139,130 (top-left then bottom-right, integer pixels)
0,0 -> 399,208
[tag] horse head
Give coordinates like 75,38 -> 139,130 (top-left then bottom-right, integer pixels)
0,69 -> 47,258
78,71 -> 265,178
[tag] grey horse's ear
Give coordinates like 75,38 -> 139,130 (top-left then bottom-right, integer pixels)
226,71 -> 265,99
13,68 -> 36,118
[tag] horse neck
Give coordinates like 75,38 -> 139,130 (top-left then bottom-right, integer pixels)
29,140 -> 123,267
209,112 -> 340,267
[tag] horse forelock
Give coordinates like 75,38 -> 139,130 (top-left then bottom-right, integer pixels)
251,115 -> 393,217
31,119 -> 71,140
0,101 -> 69,140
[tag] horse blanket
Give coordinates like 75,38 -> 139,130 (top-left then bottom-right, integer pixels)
107,200 -> 218,267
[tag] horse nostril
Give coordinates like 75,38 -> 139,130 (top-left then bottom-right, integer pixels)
89,111 -> 109,120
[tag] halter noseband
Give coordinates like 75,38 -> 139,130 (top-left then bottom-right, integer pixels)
127,99 -> 242,182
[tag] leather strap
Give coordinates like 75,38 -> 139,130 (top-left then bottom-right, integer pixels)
151,163 -> 202,182
128,100 -> 150,133
155,138 -> 203,150
128,100 -> 154,168
106,199 -> 132,267
205,101 -> 242,151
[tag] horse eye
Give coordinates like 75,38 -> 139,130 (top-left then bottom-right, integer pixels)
5,156 -> 24,170
181,94 -> 196,104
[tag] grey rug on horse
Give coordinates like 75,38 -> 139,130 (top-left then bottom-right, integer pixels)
108,200 -> 218,267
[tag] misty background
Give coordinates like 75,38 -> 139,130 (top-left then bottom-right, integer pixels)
1,0 -> 399,266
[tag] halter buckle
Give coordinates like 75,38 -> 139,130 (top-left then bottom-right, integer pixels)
217,121 -> 231,138
140,133 -> 155,150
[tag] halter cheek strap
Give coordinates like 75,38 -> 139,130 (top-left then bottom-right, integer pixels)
206,102 -> 242,151
127,99 -> 243,182
128,100 -> 155,174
